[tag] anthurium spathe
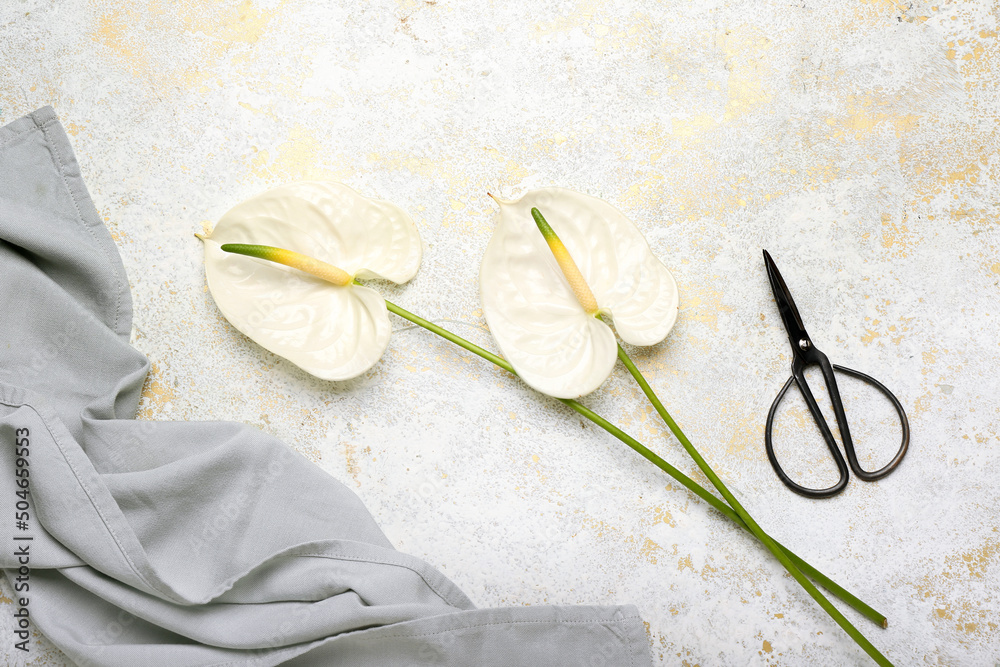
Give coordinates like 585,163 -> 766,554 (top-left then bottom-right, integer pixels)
198,181 -> 422,380
479,188 -> 679,399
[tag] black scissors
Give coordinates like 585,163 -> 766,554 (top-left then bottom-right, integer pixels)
763,250 -> 909,498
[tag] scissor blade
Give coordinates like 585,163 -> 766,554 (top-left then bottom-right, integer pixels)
762,249 -> 810,349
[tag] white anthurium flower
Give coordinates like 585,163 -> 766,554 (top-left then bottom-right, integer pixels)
198,181 -> 422,380
479,188 -> 678,399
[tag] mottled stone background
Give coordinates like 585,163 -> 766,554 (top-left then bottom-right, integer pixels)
1,0 -> 998,664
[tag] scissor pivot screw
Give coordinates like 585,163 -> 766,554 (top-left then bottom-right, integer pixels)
799,339 -> 811,350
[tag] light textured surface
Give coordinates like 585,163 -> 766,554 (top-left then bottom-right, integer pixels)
0,0 -> 997,664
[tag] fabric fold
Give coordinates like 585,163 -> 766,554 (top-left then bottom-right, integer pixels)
0,107 -> 651,666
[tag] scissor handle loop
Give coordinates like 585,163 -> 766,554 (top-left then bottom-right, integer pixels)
765,353 -> 909,498
765,370 -> 849,499
827,363 -> 910,480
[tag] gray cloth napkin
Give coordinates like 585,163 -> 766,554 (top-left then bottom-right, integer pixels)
0,107 -> 651,667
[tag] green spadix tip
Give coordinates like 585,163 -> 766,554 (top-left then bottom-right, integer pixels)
220,243 -> 279,260
531,207 -> 557,241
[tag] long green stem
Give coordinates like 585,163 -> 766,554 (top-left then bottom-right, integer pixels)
616,343 -> 892,665
384,299 -> 887,630
559,398 -> 886,629
385,300 -> 515,374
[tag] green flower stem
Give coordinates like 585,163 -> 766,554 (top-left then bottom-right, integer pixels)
383,299 -> 887,631
385,300 -> 514,373
558,398 -> 886,629
615,343 -> 892,666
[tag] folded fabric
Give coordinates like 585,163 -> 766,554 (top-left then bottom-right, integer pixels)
0,107 -> 651,667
